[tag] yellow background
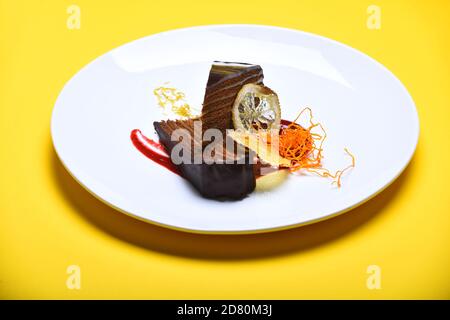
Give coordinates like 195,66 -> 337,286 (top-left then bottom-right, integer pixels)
1,0 -> 449,299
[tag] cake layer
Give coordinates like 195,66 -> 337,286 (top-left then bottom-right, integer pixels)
153,119 -> 256,200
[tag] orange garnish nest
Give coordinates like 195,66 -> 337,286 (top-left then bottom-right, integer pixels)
279,107 -> 355,187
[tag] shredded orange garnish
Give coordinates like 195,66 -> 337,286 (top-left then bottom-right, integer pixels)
306,148 -> 355,187
279,107 -> 355,187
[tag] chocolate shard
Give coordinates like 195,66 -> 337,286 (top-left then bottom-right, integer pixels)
153,119 -> 255,200
201,61 -> 264,134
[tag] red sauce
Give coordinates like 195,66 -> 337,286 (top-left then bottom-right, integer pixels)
130,129 -> 181,176
280,119 -> 293,128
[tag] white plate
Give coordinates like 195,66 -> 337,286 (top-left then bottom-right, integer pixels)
51,25 -> 419,234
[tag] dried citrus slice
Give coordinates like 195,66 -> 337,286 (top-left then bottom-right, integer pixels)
232,83 -> 281,132
227,130 -> 291,167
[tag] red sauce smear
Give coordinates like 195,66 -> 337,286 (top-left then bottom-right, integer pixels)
280,119 -> 292,128
130,129 -> 181,176
131,120 -> 293,177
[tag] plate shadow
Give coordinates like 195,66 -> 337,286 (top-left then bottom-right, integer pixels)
50,145 -> 415,261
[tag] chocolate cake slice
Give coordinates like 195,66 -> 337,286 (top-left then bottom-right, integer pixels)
152,62 -> 265,200
201,61 -> 264,134
154,119 -> 255,200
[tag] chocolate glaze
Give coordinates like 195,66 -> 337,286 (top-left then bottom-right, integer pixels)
153,119 -> 255,200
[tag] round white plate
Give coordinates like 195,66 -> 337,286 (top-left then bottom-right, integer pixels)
51,25 -> 419,234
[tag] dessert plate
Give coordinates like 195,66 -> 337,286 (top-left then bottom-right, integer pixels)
51,25 -> 419,234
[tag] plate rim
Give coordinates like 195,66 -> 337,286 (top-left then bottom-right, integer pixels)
51,24 -> 420,234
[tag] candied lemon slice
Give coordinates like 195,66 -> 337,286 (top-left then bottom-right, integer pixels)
227,130 -> 291,167
232,84 -> 281,132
